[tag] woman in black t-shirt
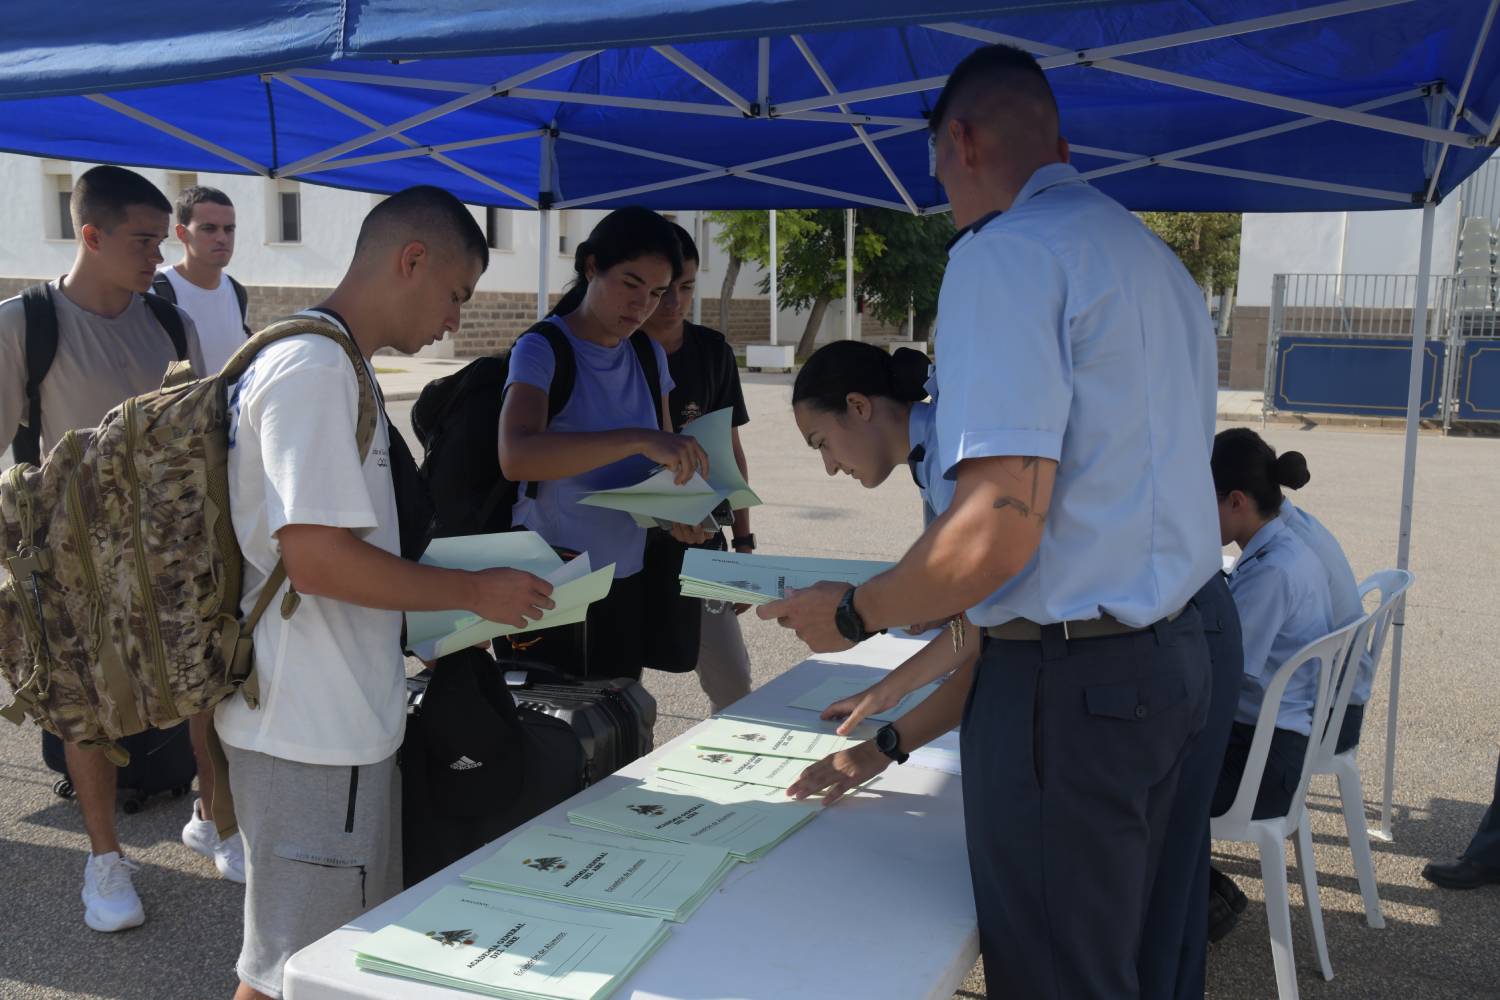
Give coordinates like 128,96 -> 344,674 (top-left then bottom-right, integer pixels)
640,223 -> 755,712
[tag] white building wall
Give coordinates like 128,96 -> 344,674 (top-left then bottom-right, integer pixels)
1236,201 -> 1462,307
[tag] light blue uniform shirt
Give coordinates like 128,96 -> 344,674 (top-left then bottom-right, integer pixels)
1227,518 -> 1335,736
504,315 -> 674,578
934,163 -> 1221,628
1279,499 -> 1374,703
907,374 -> 952,526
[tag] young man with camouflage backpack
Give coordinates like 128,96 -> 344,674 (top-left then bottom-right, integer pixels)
217,186 -> 555,1000
0,165 -> 206,931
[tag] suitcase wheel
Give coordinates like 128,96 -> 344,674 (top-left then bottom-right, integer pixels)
122,796 -> 144,815
171,786 -> 189,799
53,778 -> 74,800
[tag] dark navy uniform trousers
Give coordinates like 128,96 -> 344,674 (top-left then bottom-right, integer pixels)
1139,574 -> 1243,999
960,604 -> 1212,999
1465,752 -> 1500,868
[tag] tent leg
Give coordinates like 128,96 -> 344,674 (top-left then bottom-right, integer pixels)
845,208 -> 855,340
769,209 -> 779,346
537,209 -> 552,319
1374,199 -> 1436,843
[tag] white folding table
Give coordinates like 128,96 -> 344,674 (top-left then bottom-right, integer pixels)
284,633 -> 978,1000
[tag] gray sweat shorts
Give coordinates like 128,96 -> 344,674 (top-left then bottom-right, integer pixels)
223,743 -> 401,999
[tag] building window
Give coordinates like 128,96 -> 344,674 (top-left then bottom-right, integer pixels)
557,210 -> 574,255
165,171 -> 198,210
695,214 -> 709,271
267,180 -> 302,244
42,164 -> 74,240
486,206 -> 513,251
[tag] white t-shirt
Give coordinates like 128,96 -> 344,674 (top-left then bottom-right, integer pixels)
214,311 -> 404,766
159,267 -> 245,374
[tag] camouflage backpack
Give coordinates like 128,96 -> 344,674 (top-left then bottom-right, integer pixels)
0,316 -> 376,763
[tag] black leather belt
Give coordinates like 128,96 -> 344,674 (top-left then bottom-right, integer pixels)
983,606 -> 1185,642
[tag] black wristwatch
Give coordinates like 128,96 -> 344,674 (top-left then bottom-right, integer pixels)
834,587 -> 877,644
731,533 -> 756,551
875,723 -> 909,764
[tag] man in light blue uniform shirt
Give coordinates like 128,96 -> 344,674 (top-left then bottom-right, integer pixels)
762,45 -> 1219,998
1279,498 -> 1373,751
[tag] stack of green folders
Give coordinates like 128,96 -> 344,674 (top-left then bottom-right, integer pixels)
355,885 -> 669,1000
567,783 -> 819,862
678,550 -> 894,606
461,826 -> 736,922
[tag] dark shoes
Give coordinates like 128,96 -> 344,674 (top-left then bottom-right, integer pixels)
1208,890 -> 1240,943
1207,866 -> 1248,943
1422,857 -> 1500,891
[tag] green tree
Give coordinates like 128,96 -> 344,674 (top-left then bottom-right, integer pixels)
1138,212 -> 1241,296
708,209 -> 885,357
857,210 -> 956,342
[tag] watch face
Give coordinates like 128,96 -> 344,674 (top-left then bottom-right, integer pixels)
876,726 -> 897,753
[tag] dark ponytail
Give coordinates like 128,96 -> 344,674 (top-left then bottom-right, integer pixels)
792,341 -> 930,414
1211,427 -> 1310,517
552,207 -> 684,317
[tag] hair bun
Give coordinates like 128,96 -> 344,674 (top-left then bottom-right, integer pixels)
1275,451 -> 1311,490
889,347 -> 932,403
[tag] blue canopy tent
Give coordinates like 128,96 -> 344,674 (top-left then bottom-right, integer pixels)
4,0 -> 1499,841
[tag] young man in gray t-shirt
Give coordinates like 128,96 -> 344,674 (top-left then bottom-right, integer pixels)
0,165 -> 204,933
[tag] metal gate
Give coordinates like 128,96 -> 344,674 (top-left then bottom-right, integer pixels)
1264,272 -> 1500,429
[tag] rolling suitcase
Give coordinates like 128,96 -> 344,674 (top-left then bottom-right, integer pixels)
505,667 -> 656,784
41,726 -> 196,814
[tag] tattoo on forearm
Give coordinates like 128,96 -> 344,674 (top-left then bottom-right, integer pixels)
993,461 -> 1049,523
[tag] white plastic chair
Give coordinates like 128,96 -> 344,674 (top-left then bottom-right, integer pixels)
1309,569 -> 1413,930
1211,618 -> 1363,1000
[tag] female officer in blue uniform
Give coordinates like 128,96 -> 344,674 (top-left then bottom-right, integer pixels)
1210,428 -> 1335,935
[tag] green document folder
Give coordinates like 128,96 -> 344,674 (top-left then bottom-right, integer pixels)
404,533 -> 615,660
354,884 -> 669,1000
460,825 -> 735,922
577,408 -> 760,527
568,783 -> 819,862
678,550 -> 893,605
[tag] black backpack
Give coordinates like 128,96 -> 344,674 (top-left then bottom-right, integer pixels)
411,320 -> 663,538
150,270 -> 251,337
9,282 -> 187,467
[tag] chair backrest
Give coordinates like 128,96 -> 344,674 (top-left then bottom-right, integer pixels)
1313,610 -> 1375,767
1217,618 -> 1364,831
1354,567 -> 1415,696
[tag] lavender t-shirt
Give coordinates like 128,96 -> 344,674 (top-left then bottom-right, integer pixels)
504,316 -> 673,577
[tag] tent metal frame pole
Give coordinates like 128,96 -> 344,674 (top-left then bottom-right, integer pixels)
551,127 -> 920,210
538,129 -> 555,320
757,37 -> 771,111
279,49 -> 599,177
652,45 -> 752,114
845,208 -> 855,340
270,73 -> 539,204
939,25 -> 1482,150
84,94 -> 269,175
791,34 -> 919,213
1376,199 -> 1436,842
278,129 -> 541,175
1425,0 -> 1500,203
1080,87 -> 1426,183
769,209 -> 779,347
1446,89 -> 1493,139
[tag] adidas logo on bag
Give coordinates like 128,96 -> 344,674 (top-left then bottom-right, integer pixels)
448,756 -> 483,771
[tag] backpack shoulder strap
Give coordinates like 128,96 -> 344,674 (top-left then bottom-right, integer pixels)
628,331 -> 666,430
12,283 -> 60,466
524,320 -> 577,421
227,275 -> 250,334
149,271 -> 178,305
142,292 -> 188,361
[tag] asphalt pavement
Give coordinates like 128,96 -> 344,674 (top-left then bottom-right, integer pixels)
1,372 -> 1496,999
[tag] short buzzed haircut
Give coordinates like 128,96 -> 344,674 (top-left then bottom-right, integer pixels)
930,43 -> 1060,141
72,165 -> 171,233
176,185 -> 234,226
353,185 -> 489,272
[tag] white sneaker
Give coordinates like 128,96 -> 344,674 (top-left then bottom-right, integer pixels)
81,851 -> 145,932
183,798 -> 246,883
214,832 -> 246,884
181,798 -> 218,859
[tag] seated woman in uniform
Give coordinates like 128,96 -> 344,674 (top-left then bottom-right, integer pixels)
784,341 -> 971,735
1209,428 -> 1335,937
498,207 -> 711,680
